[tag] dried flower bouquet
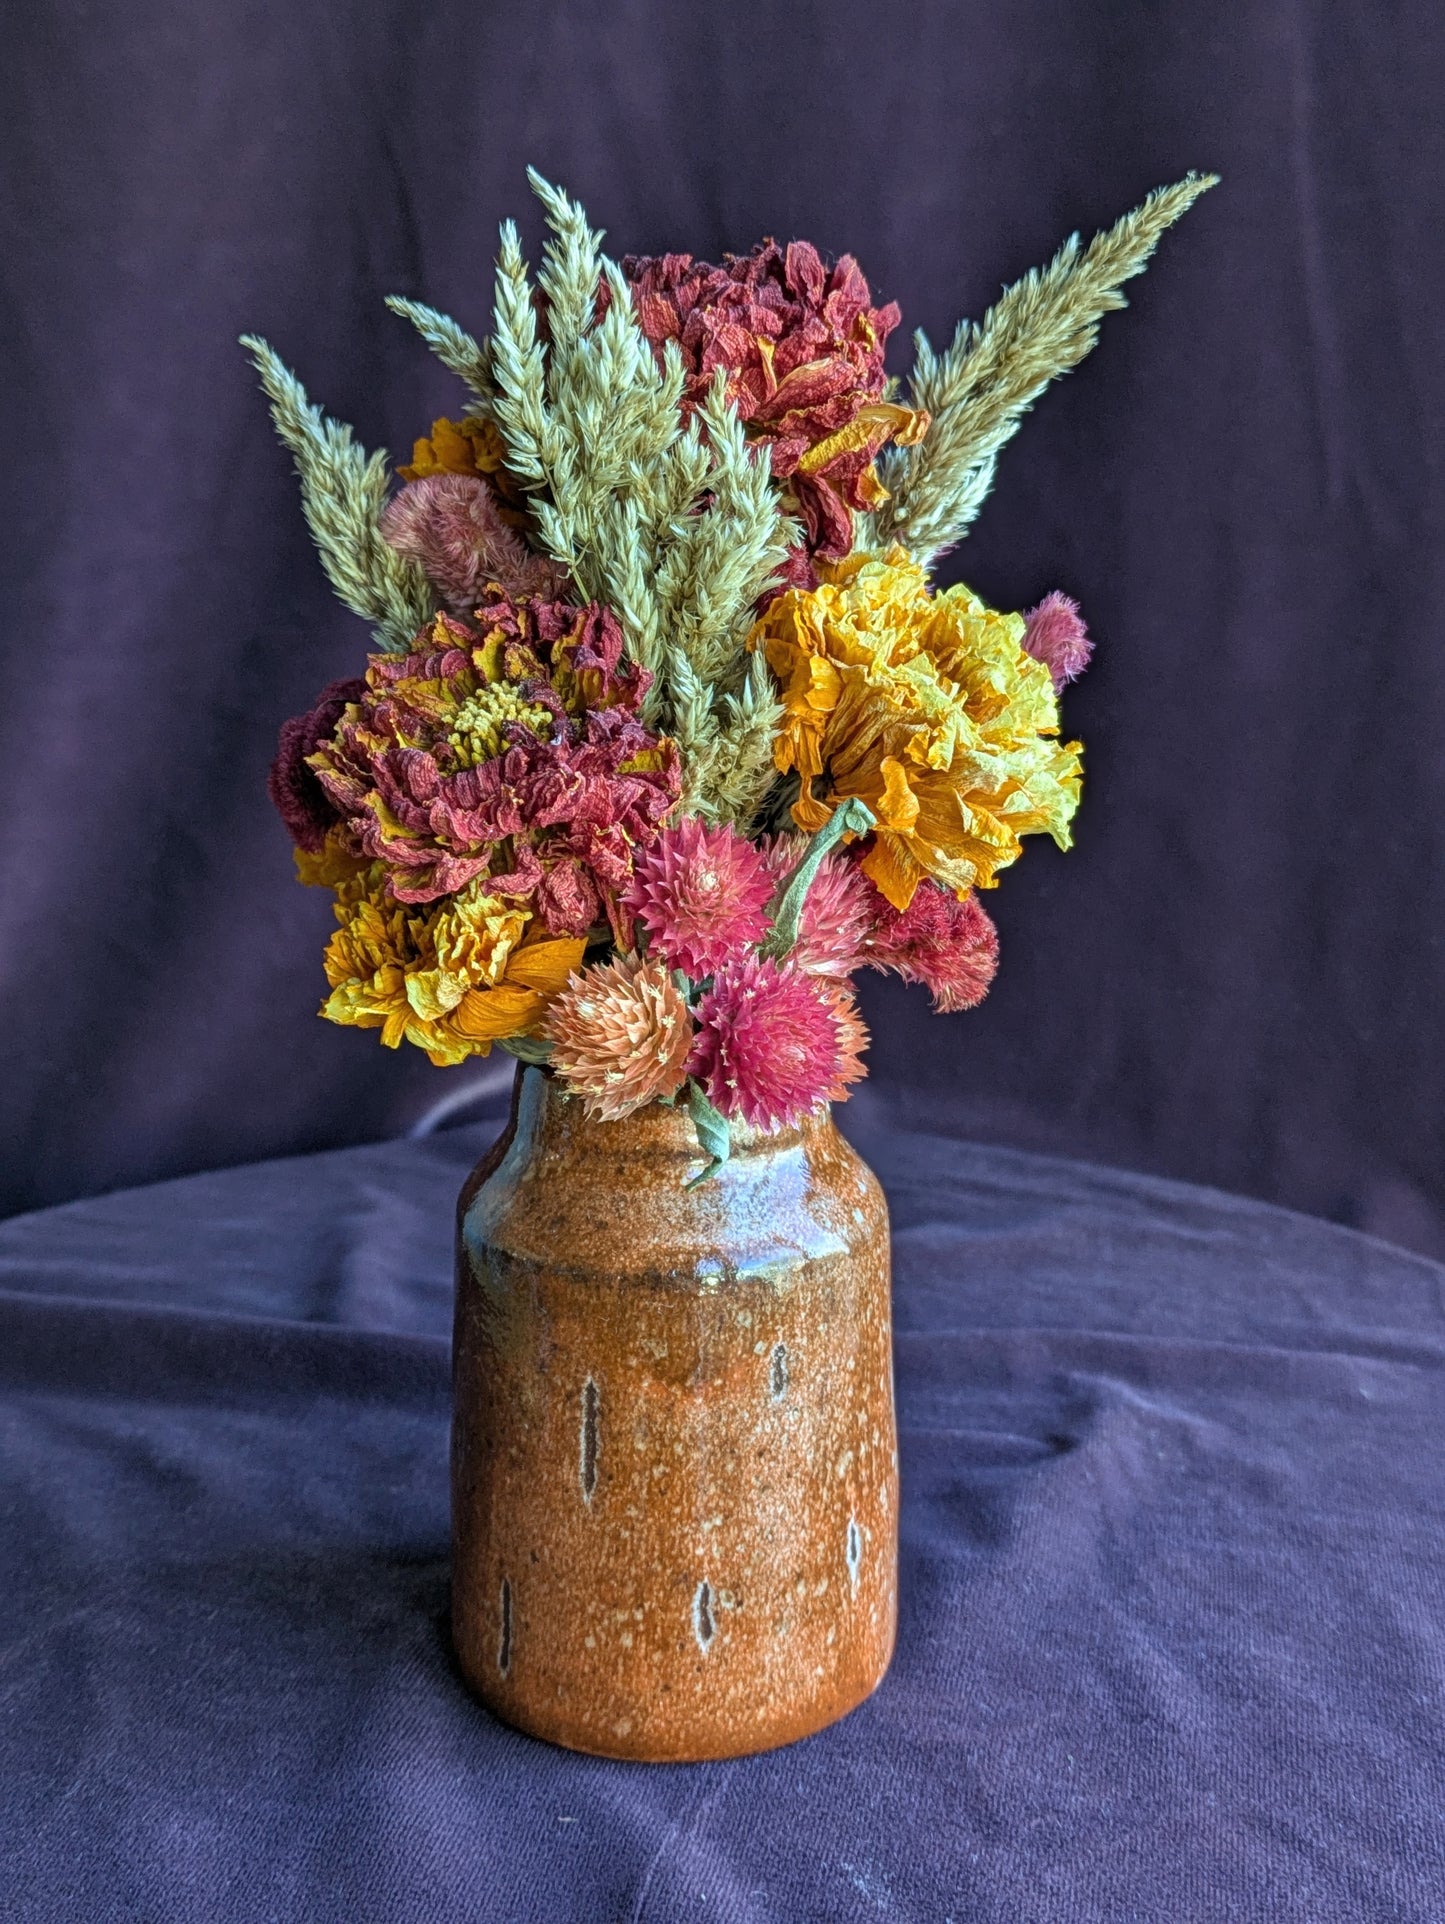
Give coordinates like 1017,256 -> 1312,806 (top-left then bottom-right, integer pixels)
249,169 -> 1213,1177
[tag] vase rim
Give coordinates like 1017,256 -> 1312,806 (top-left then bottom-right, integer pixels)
512,1062 -> 831,1163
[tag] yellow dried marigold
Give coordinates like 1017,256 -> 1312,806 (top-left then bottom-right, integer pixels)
750,547 -> 1083,910
319,866 -> 583,1066
293,826 -> 368,892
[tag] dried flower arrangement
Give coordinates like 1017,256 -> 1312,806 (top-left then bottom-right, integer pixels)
248,169 -> 1214,1178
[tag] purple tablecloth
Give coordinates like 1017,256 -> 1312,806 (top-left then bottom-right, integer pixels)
2,1090 -> 1443,1921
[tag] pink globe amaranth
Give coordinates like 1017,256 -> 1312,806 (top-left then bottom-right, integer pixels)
760,835 -> 875,976
1022,591 -> 1093,690
817,978 -> 870,1091
624,817 -> 775,980
687,955 -> 866,1130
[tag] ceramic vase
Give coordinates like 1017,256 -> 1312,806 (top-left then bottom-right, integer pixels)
451,1065 -> 897,1761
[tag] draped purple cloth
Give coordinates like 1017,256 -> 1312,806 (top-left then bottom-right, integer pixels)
3,1 -> 1443,1255
2,1092 -> 1443,1920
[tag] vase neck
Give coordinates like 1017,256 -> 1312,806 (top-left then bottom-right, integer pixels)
509,1066 -> 817,1171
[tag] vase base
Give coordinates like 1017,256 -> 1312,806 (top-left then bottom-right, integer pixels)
454,1618 -> 896,1763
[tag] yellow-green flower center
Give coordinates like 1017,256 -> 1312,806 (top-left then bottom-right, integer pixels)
448,683 -> 552,766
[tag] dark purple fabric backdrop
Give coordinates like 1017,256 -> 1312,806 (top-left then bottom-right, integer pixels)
3,1 -> 1443,1249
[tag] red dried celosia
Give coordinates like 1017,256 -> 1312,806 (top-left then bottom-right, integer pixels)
285,595 -> 680,936
859,877 -> 1000,1013
688,955 -> 866,1129
622,241 -> 925,573
267,676 -> 365,854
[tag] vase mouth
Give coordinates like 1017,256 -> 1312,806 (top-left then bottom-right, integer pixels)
514,1063 -> 828,1164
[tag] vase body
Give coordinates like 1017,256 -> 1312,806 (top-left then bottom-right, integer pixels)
451,1066 -> 897,1762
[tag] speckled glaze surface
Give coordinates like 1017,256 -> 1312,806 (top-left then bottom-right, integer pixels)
451,1066 -> 897,1762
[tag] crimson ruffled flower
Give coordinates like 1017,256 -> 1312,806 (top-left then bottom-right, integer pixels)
687,955 -> 866,1129
281,595 -> 680,935
622,241 -> 925,571
1023,591 -> 1093,691
380,474 -> 568,616
267,676 -> 365,853
624,817 -> 774,978
859,877 -> 1000,1013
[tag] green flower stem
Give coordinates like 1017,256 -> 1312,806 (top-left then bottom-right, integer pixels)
684,1080 -> 732,1188
499,1035 -> 554,1066
760,797 -> 876,960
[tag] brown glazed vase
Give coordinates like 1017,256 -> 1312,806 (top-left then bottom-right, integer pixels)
451,1065 -> 897,1762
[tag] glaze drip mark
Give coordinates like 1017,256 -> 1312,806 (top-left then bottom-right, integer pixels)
846,1519 -> 862,1589
693,1579 -> 716,1652
580,1377 -> 600,1502
499,1577 -> 513,1675
769,1342 -> 789,1402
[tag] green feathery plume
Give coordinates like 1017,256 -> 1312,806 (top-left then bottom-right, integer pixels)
383,297 -> 495,411
871,172 -> 1219,565
486,170 -> 794,827
699,654 -> 786,829
240,336 -> 434,650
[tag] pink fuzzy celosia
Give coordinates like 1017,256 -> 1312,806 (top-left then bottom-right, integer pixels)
687,956 -> 866,1129
1022,591 -> 1093,690
543,954 -> 694,1121
859,878 -> 1000,1013
624,817 -> 774,979
760,835 -> 874,976
380,473 -> 568,616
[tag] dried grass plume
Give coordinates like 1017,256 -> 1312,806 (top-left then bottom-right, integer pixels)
871,173 -> 1218,564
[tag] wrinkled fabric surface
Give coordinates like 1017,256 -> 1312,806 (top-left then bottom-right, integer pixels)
2,1091 -> 1443,1922
3,0 -> 1444,1257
